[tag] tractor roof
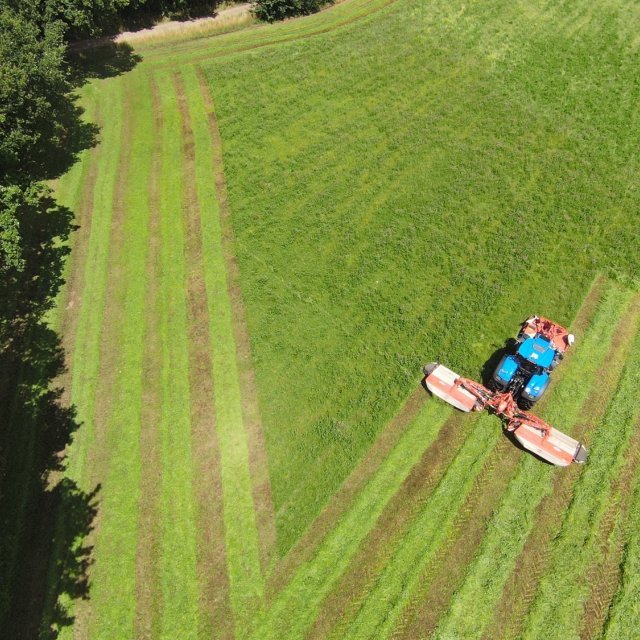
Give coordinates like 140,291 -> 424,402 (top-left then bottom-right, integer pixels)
517,335 -> 556,368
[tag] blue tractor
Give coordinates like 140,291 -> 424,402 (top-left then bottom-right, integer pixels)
490,316 -> 573,410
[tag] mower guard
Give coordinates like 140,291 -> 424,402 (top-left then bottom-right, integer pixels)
512,421 -> 588,467
424,363 -> 480,412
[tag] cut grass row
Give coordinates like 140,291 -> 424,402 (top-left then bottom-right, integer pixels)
136,0 -> 399,66
180,65 -> 265,628
602,444 -> 640,639
321,276 -> 609,640
247,399 -> 452,639
79,75 -> 155,640
521,301 -> 640,640
432,283 -> 635,640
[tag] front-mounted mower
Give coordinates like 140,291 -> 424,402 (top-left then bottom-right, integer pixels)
424,316 -> 587,467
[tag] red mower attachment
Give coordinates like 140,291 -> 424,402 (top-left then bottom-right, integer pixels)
423,362 -> 587,467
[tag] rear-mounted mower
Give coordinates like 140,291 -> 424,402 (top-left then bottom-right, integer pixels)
423,316 -> 588,467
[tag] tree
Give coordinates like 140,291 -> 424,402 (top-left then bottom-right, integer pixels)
251,0 -> 334,22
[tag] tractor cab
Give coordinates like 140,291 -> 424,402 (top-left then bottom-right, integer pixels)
491,331 -> 562,409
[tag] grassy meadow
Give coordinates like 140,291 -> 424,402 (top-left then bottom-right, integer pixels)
20,0 -> 640,638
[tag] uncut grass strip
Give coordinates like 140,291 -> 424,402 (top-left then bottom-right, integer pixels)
431,284 -> 634,640
173,70 -> 234,640
79,75 -> 154,640
133,76 -> 164,640
140,0 -> 400,71
580,414 -> 640,640
194,65 -> 277,576
154,71 -> 201,639
483,296 -> 640,640
247,400 -> 452,640
600,440 -> 640,640
310,411 -> 493,640
267,385 -> 427,598
180,66 -> 264,629
521,305 -> 640,640
66,77 -> 124,488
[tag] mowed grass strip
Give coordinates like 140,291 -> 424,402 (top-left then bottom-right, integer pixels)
181,65 -> 265,629
248,400 -> 452,639
133,77 -> 164,640
432,283 -> 634,640
483,291 -> 640,640
580,422 -> 640,639
333,411 -> 500,640
396,276 -> 607,640
601,440 -> 640,640
66,77 -> 124,488
173,70 -> 234,640
521,301 -> 640,640
195,64 -> 277,577
154,70 -> 201,638
78,75 -> 155,640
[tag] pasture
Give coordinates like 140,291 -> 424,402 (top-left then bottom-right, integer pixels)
32,0 -> 640,638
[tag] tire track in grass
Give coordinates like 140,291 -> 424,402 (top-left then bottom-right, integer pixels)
580,414 -> 640,640
600,442 -> 640,640
345,275 -> 606,640
154,70 -> 201,639
520,304 -> 640,640
267,385 -> 427,598
133,76 -> 164,640
246,399 -> 452,640
195,65 -> 277,576
81,75 -> 156,640
484,295 -> 640,640
431,283 -> 634,640
173,70 -> 234,640
185,65 -> 266,631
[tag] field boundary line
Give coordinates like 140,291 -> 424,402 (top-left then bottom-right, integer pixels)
132,76 -> 165,640
173,70 -> 235,640
481,293 -> 640,640
195,65 -> 278,576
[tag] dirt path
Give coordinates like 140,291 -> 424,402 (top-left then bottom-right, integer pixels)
195,66 -> 278,577
483,294 -> 640,640
174,71 -> 235,639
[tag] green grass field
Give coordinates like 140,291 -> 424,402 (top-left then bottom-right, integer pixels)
28,0 -> 640,637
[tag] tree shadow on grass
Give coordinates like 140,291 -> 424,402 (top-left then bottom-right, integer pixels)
0,189 -> 100,639
0,32 -> 140,640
